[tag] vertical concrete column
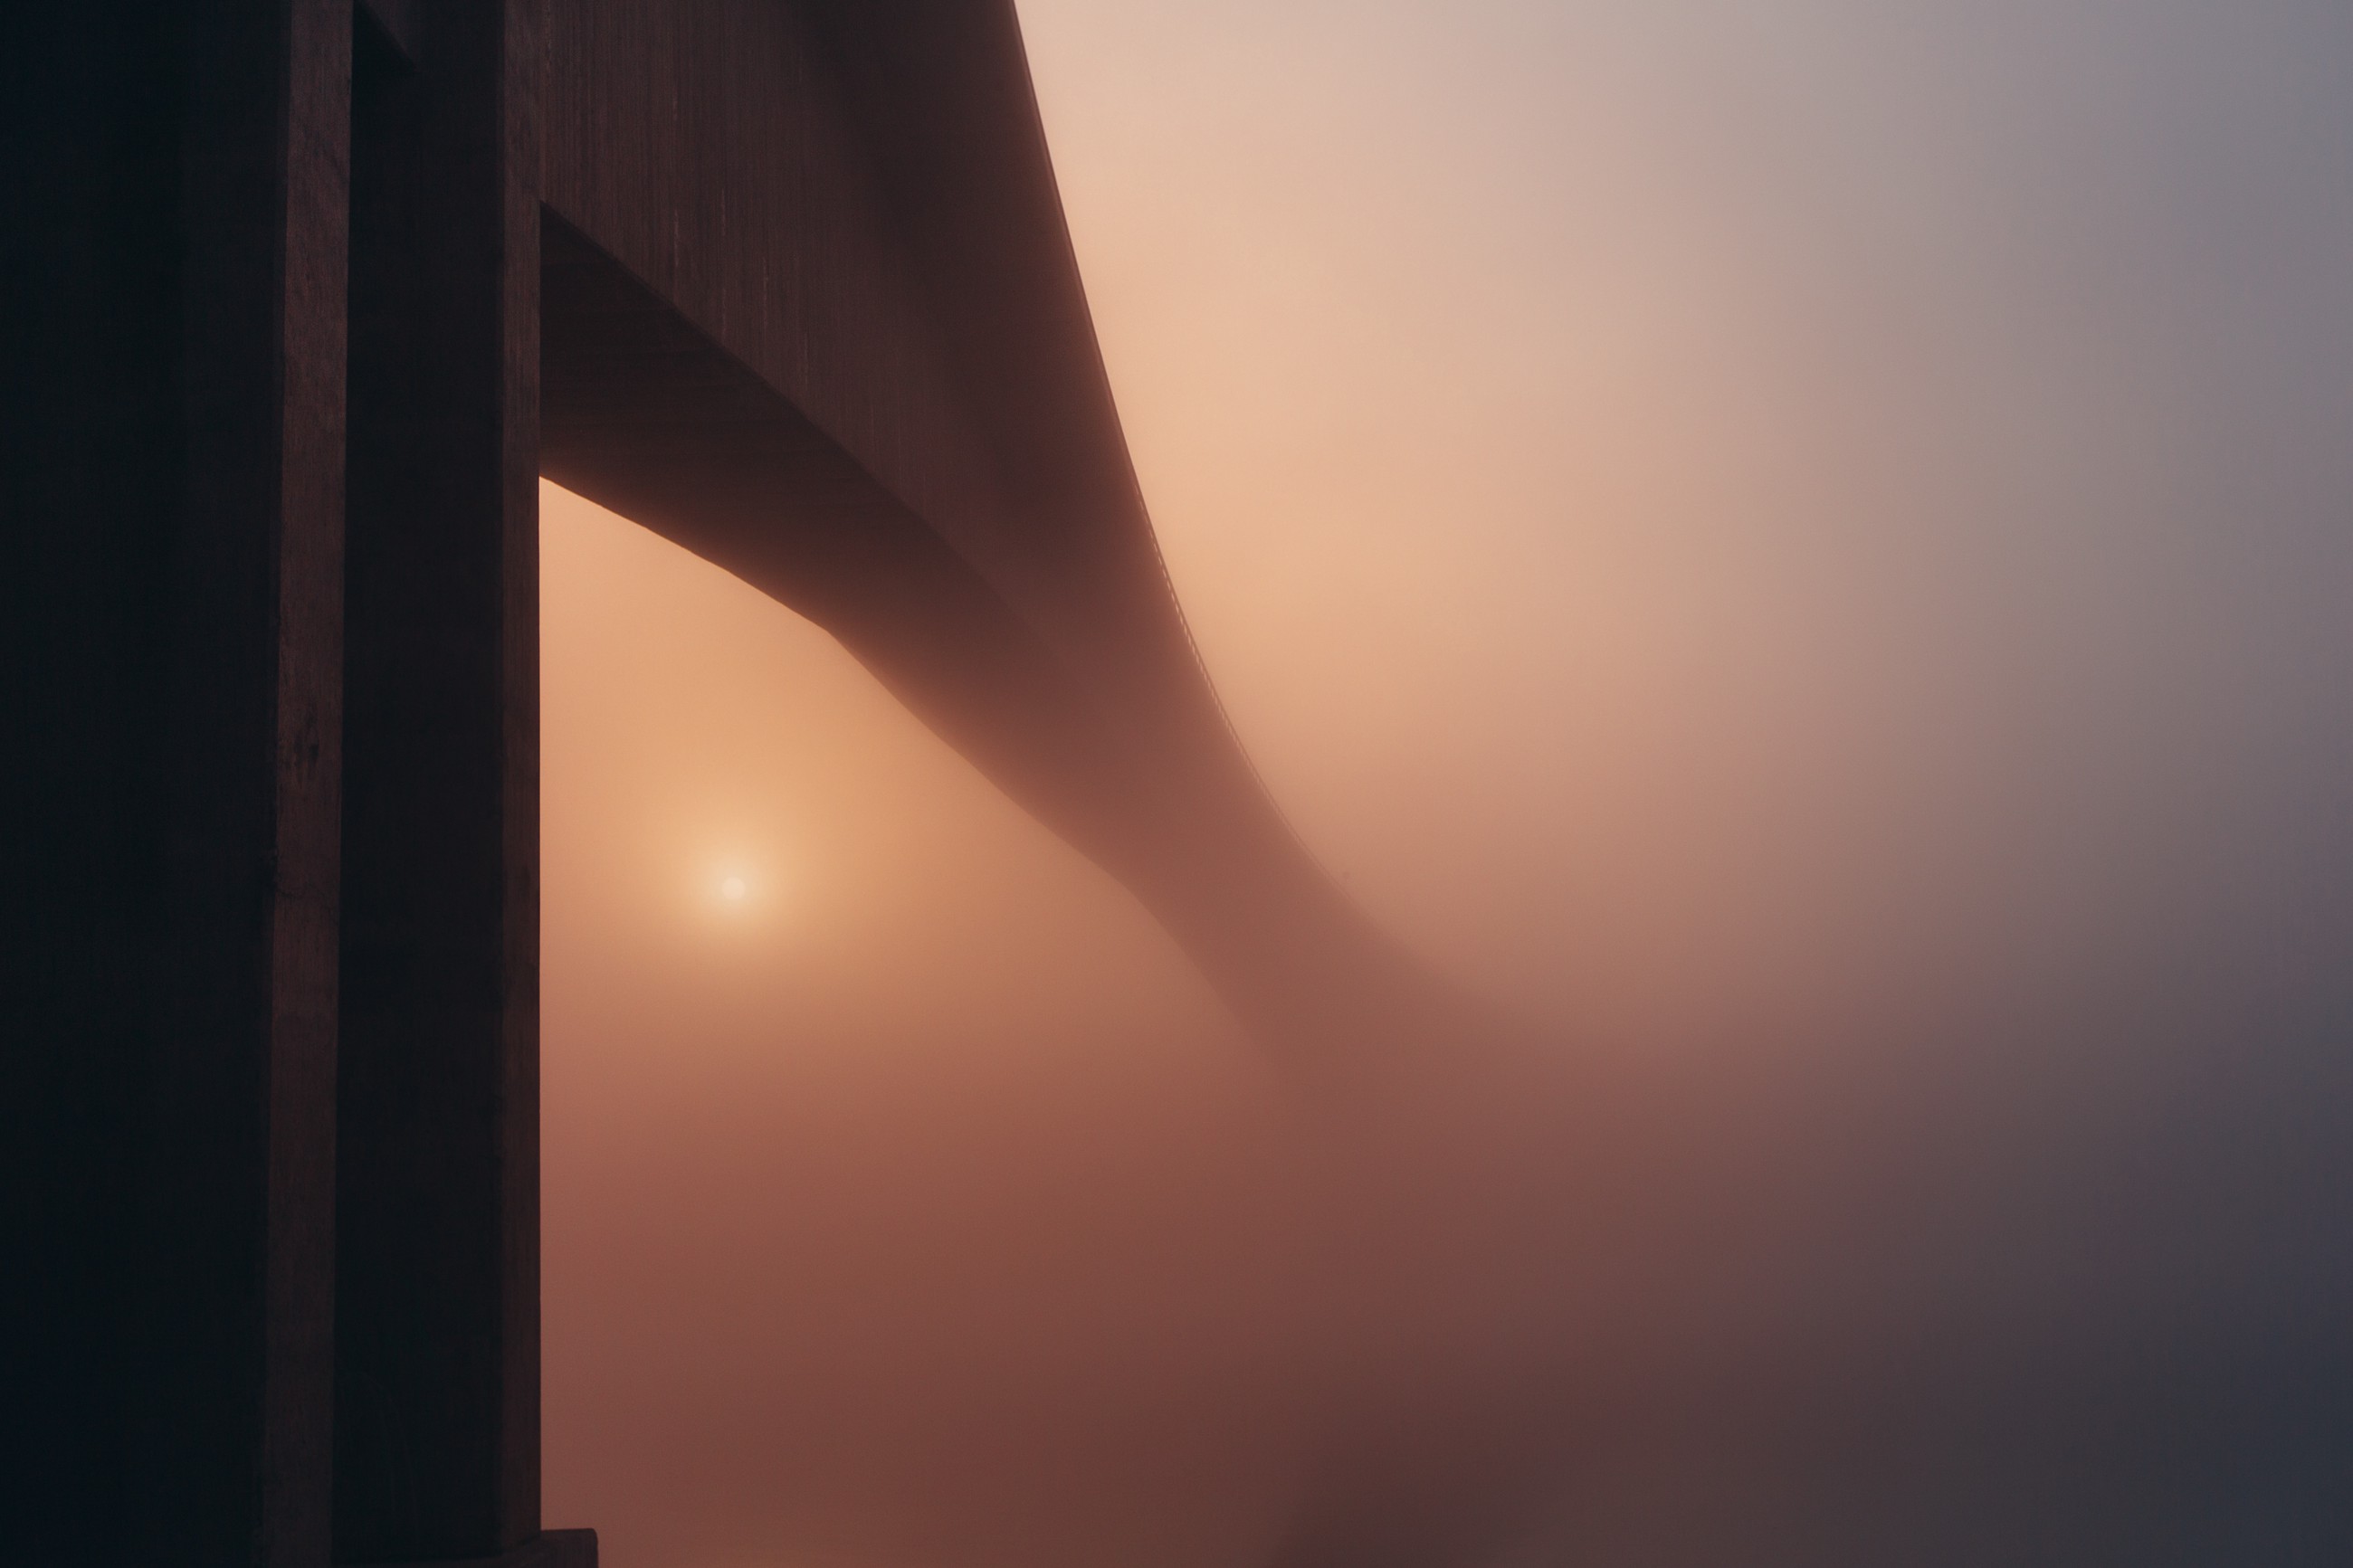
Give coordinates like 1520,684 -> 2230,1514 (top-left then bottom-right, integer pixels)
0,4 -> 349,1563
337,0 -> 548,1560
156,4 -> 353,1562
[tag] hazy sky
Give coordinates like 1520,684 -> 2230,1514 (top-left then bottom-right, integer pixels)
542,4 -> 2353,1563
1019,0 -> 2353,1034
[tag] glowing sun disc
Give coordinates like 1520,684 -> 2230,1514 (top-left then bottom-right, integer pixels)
720,875 -> 748,902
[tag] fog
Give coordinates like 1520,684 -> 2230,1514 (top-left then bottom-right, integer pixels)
542,2 -> 2353,1563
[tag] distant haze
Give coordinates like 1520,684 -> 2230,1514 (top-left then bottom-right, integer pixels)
543,3 -> 2353,1563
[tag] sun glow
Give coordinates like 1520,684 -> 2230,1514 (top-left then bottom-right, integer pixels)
720,874 -> 748,902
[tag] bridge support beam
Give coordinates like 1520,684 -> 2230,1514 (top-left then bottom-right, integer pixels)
338,1 -> 550,1562
1,3 -> 350,1563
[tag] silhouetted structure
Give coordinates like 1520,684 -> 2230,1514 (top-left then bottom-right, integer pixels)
4,5 -> 1412,1564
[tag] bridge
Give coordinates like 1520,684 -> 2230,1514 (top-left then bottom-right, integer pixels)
5,4 -> 1446,1563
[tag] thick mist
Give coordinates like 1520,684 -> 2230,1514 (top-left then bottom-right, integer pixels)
544,2 -> 2353,1563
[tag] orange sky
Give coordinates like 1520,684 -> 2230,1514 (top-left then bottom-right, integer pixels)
541,4 -> 2353,1563
539,486 -> 1303,1567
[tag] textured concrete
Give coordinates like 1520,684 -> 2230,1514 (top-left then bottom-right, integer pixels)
1,4 -> 349,1563
336,2 -> 547,1560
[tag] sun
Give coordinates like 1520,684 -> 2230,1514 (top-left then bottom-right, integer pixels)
719,874 -> 748,902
